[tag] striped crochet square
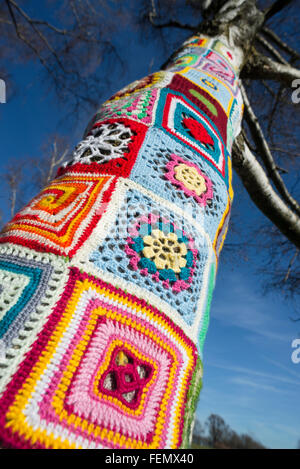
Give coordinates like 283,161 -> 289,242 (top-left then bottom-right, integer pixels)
0,173 -> 116,257
178,66 -> 235,116
168,73 -> 228,145
0,244 -> 68,389
154,89 -> 229,182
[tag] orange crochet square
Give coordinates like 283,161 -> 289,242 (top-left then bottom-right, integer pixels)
0,174 -> 115,257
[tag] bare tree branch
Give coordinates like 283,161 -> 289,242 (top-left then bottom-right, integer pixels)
149,18 -> 194,30
256,33 -> 289,65
4,0 -> 60,78
241,84 -> 300,217
232,134 -> 300,249
45,142 -> 69,185
6,0 -> 68,35
263,0 -> 294,22
266,84 -> 284,140
262,26 -> 300,61
7,0 -> 66,70
31,136 -> 70,189
270,147 -> 300,159
4,164 -> 23,218
148,6 -> 194,32
1,0 -> 122,114
149,0 -> 158,22
261,80 -> 277,98
243,53 -> 300,86
284,249 -> 299,282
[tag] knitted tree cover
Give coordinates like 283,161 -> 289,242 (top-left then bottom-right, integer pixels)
0,35 -> 243,449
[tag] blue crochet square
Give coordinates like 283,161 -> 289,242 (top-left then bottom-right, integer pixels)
89,185 -> 211,327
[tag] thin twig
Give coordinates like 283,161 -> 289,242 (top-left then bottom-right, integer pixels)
7,0 -> 66,71
262,26 -> 300,61
256,33 -> 289,65
241,83 -> 300,217
284,249 -> 299,282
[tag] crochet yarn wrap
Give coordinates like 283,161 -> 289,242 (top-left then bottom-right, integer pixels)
0,35 -> 243,449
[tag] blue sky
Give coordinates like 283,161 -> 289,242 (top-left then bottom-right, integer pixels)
199,260 -> 300,449
0,1 -> 299,449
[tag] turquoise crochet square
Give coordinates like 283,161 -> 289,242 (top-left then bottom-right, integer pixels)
89,185 -> 211,328
0,255 -> 52,347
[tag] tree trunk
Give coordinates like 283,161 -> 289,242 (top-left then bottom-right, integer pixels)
0,0 -> 266,449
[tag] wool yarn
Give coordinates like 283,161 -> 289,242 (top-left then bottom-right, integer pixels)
0,34 -> 243,449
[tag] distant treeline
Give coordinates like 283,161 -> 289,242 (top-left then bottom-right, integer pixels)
192,414 -> 266,449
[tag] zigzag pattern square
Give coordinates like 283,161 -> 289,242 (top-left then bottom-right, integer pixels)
0,173 -> 116,257
0,268 -> 198,449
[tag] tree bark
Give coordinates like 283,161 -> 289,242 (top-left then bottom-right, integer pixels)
233,134 -> 300,248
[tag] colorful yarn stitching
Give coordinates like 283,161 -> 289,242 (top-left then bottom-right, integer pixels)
0,33 -> 243,449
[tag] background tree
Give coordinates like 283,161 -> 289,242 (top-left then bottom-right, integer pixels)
192,418 -> 205,447
0,0 -> 299,449
193,414 -> 266,449
206,413 -> 231,447
4,162 -> 23,218
1,0 -> 124,113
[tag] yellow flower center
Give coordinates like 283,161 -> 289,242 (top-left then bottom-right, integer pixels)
142,229 -> 187,273
174,164 -> 207,196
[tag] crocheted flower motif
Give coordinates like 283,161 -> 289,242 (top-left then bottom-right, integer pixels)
143,229 -> 187,273
99,347 -> 153,409
63,122 -> 134,167
126,214 -> 198,293
165,154 -> 213,206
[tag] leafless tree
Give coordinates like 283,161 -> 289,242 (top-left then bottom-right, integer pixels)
4,162 -> 23,218
206,413 -> 231,447
0,0 -> 124,114
142,0 -> 300,304
30,135 -> 70,190
192,418 -> 205,446
195,414 -> 265,448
